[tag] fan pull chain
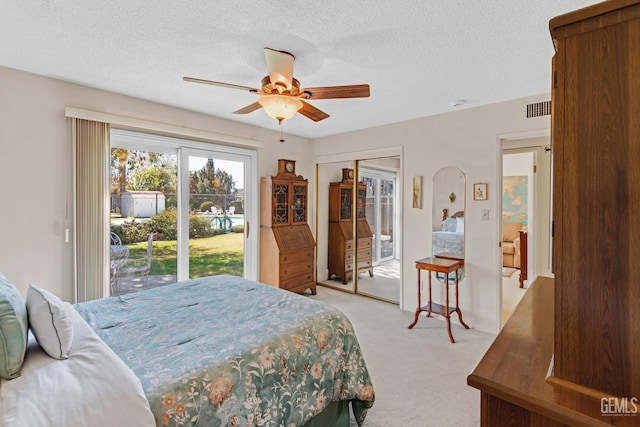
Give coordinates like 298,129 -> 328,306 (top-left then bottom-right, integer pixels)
279,121 -> 285,143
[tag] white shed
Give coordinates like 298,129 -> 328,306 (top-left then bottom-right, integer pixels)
120,191 -> 165,218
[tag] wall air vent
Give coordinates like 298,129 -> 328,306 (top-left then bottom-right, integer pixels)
526,100 -> 551,118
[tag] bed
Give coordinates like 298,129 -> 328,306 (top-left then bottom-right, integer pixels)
432,210 -> 464,257
0,275 -> 374,427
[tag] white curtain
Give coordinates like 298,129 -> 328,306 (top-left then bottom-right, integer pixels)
73,118 -> 110,302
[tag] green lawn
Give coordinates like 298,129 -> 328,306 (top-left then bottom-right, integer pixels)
126,232 -> 244,277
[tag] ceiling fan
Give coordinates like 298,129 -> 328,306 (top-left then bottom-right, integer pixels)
183,47 -> 370,125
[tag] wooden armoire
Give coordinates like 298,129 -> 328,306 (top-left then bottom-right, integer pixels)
468,1 -> 640,425
260,159 -> 316,294
328,168 -> 373,284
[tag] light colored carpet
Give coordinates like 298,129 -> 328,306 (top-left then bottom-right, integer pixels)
502,273 -> 527,324
311,286 -> 496,427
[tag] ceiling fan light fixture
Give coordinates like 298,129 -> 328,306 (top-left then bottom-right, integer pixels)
258,94 -> 302,123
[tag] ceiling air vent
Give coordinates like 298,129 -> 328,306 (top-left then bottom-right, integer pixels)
526,100 -> 551,118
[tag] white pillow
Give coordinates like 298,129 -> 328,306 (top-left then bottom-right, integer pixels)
25,284 -> 73,359
456,217 -> 465,233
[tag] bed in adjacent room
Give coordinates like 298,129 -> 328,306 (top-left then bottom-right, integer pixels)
0,275 -> 374,427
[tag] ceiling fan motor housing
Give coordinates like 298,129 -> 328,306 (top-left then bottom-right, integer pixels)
261,76 -> 301,96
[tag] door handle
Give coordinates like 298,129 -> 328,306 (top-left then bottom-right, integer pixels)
245,221 -> 250,238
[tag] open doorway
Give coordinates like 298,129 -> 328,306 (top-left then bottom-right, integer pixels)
500,137 -> 552,324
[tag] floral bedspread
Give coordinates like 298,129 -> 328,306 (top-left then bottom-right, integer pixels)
74,275 -> 374,427
432,231 -> 464,256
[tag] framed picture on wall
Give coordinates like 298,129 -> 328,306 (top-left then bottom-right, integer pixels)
412,175 -> 422,208
473,183 -> 488,201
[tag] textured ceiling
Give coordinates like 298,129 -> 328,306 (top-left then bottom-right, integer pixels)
1,1 -> 600,139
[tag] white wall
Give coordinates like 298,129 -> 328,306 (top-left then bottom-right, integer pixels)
0,65 -> 315,301
0,65 -> 551,333
313,97 -> 551,333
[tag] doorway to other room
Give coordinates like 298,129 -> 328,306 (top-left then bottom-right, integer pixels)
500,138 -> 552,324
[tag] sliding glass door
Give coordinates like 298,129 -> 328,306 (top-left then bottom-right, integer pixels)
109,136 -> 179,294
180,149 -> 249,280
361,168 -> 396,264
109,129 -> 257,295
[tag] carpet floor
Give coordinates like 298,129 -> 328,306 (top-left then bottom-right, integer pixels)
310,285 -> 496,427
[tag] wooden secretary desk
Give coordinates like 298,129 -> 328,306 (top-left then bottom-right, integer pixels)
328,168 -> 373,284
260,159 -> 316,294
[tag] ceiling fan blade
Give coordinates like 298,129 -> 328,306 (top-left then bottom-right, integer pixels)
183,76 -> 258,93
301,84 -> 370,100
233,102 -> 263,115
264,47 -> 294,90
298,100 -> 330,122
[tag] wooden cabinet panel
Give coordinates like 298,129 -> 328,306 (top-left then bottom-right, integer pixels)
280,251 -> 314,278
327,170 -> 374,284
358,238 -> 372,249
280,271 -> 315,291
328,220 -> 373,283
357,248 -> 372,269
482,394 -> 565,427
550,0 -> 640,398
280,250 -> 313,266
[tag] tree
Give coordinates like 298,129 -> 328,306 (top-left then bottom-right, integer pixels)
111,148 -> 129,194
128,164 -> 177,193
190,159 -> 235,195
110,149 -> 177,194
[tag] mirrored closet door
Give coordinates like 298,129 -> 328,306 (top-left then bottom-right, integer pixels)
316,155 -> 401,304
